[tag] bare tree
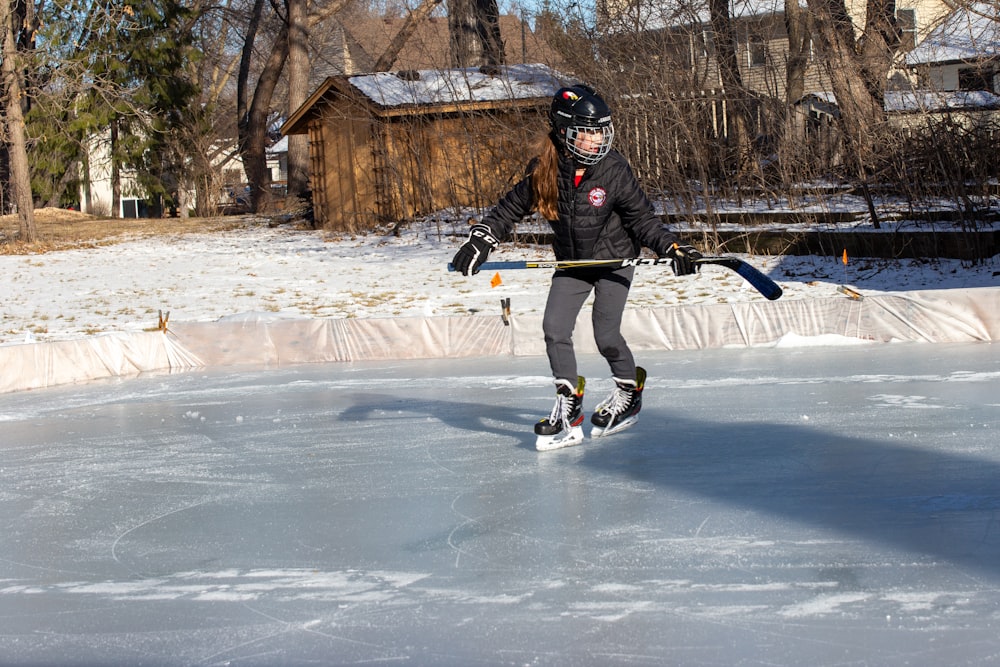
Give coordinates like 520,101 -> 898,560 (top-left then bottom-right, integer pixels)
1,0 -> 35,240
183,0 -> 243,217
237,0 -> 284,213
237,0 -> 348,214
806,0 -> 899,164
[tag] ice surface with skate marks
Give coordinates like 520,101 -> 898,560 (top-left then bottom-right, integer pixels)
1,343 -> 999,665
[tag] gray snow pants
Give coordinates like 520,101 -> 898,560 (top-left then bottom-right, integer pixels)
542,266 -> 636,383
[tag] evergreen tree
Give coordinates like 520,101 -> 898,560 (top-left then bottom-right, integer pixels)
26,0 -> 202,217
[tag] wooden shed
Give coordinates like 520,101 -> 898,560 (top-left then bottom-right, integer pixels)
281,64 -> 566,231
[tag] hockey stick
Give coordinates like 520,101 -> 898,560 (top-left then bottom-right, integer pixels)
448,256 -> 783,301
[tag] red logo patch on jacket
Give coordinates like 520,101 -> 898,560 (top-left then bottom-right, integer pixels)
588,187 -> 607,207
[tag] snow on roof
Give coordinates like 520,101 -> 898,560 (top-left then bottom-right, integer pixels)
885,89 -> 1000,112
799,89 -> 1000,113
348,63 -> 568,108
268,135 -> 288,153
905,3 -> 1000,66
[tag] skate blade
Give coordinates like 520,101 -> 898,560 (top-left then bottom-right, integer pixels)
591,414 -> 638,439
535,426 -> 585,451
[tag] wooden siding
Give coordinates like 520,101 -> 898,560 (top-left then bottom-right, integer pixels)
297,90 -> 548,231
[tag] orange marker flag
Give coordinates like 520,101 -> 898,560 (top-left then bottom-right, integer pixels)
490,272 -> 503,288
842,249 -> 849,265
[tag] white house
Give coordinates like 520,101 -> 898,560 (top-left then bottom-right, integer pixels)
79,131 -> 147,218
904,2 -> 999,93
80,130 -> 288,218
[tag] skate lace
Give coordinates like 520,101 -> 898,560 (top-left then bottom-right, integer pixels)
599,386 -> 632,417
548,393 -> 572,425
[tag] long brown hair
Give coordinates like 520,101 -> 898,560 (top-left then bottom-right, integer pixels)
531,132 -> 561,221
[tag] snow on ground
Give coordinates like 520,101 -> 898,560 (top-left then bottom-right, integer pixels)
1,216 -> 998,346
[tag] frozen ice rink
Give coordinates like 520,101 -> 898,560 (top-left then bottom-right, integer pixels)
2,341 -> 999,666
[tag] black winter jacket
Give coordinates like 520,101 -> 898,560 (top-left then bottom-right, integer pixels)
481,149 -> 679,261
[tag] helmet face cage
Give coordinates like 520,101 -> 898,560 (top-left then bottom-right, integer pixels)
550,86 -> 615,165
564,123 -> 614,165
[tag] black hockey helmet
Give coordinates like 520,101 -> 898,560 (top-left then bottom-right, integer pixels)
549,85 -> 615,165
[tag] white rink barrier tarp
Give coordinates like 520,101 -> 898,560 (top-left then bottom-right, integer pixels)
2,287 -> 999,394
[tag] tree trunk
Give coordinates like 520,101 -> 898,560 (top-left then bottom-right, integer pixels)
286,0 -> 309,202
857,0 -> 900,106
806,0 -> 892,167
111,119 -> 121,218
44,166 -> 80,209
237,0 -> 287,214
708,0 -> 753,177
247,28 -> 287,213
449,0 -> 474,66
177,184 -> 190,219
237,0 -> 351,214
81,151 -> 92,214
450,0 -> 504,68
477,0 -> 504,68
784,0 -> 810,105
1,0 -> 36,240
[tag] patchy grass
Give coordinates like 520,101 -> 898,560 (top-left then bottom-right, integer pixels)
0,208 -> 255,255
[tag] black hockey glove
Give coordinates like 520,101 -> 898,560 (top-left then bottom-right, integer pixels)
665,243 -> 703,276
452,224 -> 500,276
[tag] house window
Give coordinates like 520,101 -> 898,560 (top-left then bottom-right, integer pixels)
121,199 -> 146,218
896,8 -> 916,51
959,67 -> 995,93
748,40 -> 767,67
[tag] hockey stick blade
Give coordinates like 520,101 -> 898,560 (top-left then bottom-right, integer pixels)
449,256 -> 782,301
695,257 -> 783,301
